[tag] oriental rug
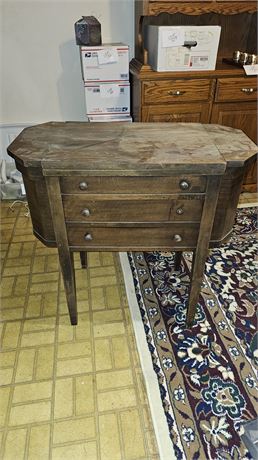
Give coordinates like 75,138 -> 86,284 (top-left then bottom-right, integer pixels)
120,205 -> 258,460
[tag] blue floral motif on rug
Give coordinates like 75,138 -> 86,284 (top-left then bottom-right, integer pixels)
128,206 -> 257,460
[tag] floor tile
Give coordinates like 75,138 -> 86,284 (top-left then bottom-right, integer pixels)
75,375 -> 95,415
53,417 -> 95,444
99,413 -> 121,460
52,441 -> 97,460
120,409 -> 146,459
0,201 -> 160,459
28,424 -> 50,460
4,428 -> 27,460
97,388 -> 137,412
12,381 -> 52,403
54,378 -> 73,419
9,401 -> 51,426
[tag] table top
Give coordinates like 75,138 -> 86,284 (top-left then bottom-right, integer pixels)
8,122 -> 257,176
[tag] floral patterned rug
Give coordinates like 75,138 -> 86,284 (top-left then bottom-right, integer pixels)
127,206 -> 257,460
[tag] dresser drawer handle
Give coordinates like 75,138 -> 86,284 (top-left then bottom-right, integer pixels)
167,90 -> 186,96
179,180 -> 190,190
173,234 -> 182,243
84,233 -> 93,241
81,208 -> 91,217
241,88 -> 255,93
79,181 -> 88,190
176,207 -> 184,215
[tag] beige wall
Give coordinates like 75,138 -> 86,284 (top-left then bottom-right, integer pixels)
0,0 -> 134,124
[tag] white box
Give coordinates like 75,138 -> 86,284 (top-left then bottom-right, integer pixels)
87,114 -> 132,122
80,43 -> 129,81
145,25 -> 221,71
84,82 -> 130,115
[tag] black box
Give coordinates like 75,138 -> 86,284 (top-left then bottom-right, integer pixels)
74,16 -> 102,46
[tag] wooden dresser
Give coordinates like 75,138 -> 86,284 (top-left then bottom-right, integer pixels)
7,122 -> 257,326
131,0 -> 257,191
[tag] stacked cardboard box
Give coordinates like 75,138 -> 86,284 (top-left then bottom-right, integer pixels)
145,25 -> 221,72
80,43 -> 132,122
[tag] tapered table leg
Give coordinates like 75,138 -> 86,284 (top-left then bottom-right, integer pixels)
174,251 -> 183,271
186,176 -> 222,326
46,177 -> 78,325
80,251 -> 88,269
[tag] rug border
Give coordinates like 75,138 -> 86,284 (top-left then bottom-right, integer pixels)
119,252 -> 177,460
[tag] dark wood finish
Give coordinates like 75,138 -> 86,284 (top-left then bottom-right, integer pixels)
7,122 -> 257,326
242,161 -> 257,193
62,194 -> 204,222
131,0 -> 257,191
174,251 -> 183,271
211,102 -> 258,144
147,2 -> 257,16
60,175 -> 207,194
215,77 -> 257,103
66,223 -> 200,249
46,176 -> 78,325
186,175 -> 221,325
211,100 -> 257,193
80,251 -> 88,269
143,79 -> 214,104
142,103 -> 211,123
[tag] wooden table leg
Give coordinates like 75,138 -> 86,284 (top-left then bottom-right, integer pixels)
186,175 -> 222,326
80,251 -> 88,269
46,177 -> 78,325
174,251 -> 182,271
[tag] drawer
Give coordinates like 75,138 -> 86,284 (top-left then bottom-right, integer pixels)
60,176 -> 207,194
143,79 -> 213,105
215,78 -> 257,102
66,224 -> 200,249
63,195 -> 204,222
142,103 -> 211,123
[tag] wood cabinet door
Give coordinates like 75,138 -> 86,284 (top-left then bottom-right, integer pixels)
211,102 -> 257,191
142,103 -> 211,123
211,102 -> 257,144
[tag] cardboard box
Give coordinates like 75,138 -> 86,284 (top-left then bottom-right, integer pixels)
87,114 -> 132,122
145,25 -> 221,71
84,82 -> 130,115
80,43 -> 129,81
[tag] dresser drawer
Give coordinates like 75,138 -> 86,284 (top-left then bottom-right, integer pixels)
67,224 -> 200,249
143,79 -> 213,105
63,197 -> 170,222
60,176 -> 207,194
215,78 -> 257,102
63,195 -> 204,222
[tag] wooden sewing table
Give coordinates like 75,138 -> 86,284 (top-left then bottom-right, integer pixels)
7,122 -> 257,326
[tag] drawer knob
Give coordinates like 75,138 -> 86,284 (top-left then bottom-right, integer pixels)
79,181 -> 88,190
84,233 -> 93,241
176,207 -> 184,215
241,87 -> 255,94
81,208 -> 91,217
167,90 -> 186,96
179,180 -> 190,190
173,234 -> 182,243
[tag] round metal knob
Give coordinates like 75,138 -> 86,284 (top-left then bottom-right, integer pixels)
179,180 -> 190,191
173,234 -> 182,243
176,207 -> 184,215
81,208 -> 91,217
79,181 -> 88,190
84,233 -> 93,241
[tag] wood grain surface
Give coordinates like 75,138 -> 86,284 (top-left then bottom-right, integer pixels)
7,122 -> 257,173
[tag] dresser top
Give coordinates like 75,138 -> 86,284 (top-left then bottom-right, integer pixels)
8,122 -> 257,175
